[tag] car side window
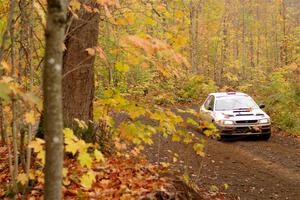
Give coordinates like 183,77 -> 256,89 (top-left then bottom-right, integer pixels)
208,96 -> 215,111
204,96 -> 213,110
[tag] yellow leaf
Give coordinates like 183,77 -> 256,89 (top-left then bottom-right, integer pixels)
74,118 -> 88,129
63,168 -> 68,177
143,137 -> 153,145
36,170 -> 44,184
25,111 -> 35,125
94,149 -> 105,162
193,143 -> 205,157
17,173 -> 28,185
29,171 -> 35,180
70,0 -> 81,11
37,150 -> 45,165
64,128 -> 75,141
64,128 -> 78,144
127,106 -> 145,119
78,151 -> 92,168
78,139 -> 89,151
183,173 -> 189,184
224,183 -> 229,190
29,139 -> 44,153
65,140 -> 78,155
80,170 -> 96,189
172,134 -> 181,142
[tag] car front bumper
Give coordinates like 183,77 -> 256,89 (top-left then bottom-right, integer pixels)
216,124 -> 271,136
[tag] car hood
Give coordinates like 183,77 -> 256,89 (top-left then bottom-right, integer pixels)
214,109 -> 270,121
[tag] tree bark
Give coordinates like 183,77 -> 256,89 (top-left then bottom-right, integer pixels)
25,0 -> 34,191
43,0 -> 67,199
256,1 -> 260,67
241,0 -> 246,78
10,3 -> 18,194
219,15 -> 228,87
280,0 -> 288,65
62,1 -> 100,127
190,0 -> 201,73
0,0 -> 17,144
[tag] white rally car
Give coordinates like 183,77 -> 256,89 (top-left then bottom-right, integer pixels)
200,92 -> 271,140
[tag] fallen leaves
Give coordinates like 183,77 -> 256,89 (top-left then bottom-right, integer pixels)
60,155 -> 168,199
0,139 -> 169,199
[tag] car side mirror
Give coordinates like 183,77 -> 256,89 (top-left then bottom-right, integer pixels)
259,104 -> 265,109
207,106 -> 213,111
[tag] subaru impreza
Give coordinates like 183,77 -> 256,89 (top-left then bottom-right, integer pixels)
200,92 -> 271,140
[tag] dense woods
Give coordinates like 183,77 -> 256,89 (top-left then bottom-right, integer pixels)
0,0 -> 299,199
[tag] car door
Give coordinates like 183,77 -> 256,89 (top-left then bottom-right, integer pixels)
200,95 -> 215,122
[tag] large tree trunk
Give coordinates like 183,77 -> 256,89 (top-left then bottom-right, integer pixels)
43,0 -> 67,199
62,1 -> 100,127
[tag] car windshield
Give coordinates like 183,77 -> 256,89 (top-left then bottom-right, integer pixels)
215,96 -> 259,111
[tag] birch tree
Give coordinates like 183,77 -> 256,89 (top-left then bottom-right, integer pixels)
43,0 -> 67,199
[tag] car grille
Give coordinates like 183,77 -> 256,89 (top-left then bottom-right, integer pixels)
235,120 -> 258,124
235,127 -> 260,133
236,114 -> 254,116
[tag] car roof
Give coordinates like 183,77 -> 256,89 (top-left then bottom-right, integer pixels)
209,92 -> 249,98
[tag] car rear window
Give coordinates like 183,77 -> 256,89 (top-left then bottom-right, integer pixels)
215,96 -> 259,111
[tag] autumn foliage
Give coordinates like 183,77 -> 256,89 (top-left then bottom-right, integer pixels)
0,0 -> 300,199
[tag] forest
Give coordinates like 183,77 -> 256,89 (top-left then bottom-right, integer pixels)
0,0 -> 299,199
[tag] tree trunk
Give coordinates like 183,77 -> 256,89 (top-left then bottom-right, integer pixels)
25,0 -> 34,191
190,0 -> 200,73
19,0 -> 29,171
242,0 -> 246,78
250,32 -> 255,75
0,0 -> 17,144
256,1 -> 260,67
10,4 -> 18,194
280,0 -> 288,65
62,1 -> 100,127
219,15 -> 228,87
43,0 -> 67,199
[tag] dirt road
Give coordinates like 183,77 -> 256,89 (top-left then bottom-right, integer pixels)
141,106 -> 300,200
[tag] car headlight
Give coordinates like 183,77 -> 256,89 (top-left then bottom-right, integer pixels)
259,119 -> 270,124
216,120 -> 234,125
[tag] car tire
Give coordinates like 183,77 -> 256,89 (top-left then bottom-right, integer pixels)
261,133 -> 271,141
